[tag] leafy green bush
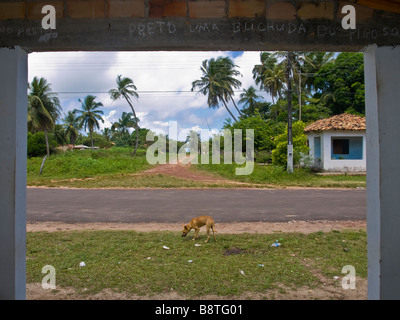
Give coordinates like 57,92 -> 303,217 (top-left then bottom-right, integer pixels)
223,114 -> 284,152
76,132 -> 114,148
271,121 -> 309,167
27,132 -> 56,157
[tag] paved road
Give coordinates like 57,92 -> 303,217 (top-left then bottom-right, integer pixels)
27,188 -> 366,223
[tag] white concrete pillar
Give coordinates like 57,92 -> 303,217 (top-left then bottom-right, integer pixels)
364,45 -> 400,300
0,47 -> 28,300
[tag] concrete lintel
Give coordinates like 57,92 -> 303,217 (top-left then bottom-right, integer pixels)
2,17 -> 400,52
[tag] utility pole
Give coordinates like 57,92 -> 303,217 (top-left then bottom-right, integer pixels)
286,51 -> 294,173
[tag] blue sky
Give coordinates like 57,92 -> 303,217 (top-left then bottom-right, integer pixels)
28,51 -> 270,141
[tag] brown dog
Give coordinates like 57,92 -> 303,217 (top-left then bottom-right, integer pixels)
182,215 -> 217,243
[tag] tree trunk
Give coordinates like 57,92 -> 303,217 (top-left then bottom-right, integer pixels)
90,129 -> 94,148
124,95 -> 139,157
222,99 -> 238,123
44,128 -> 50,157
230,95 -> 244,117
298,75 -> 302,122
39,155 -> 48,176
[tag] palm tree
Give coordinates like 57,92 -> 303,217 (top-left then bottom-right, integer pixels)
111,111 -> 137,137
263,64 -> 286,105
28,76 -> 62,157
302,52 -> 335,93
191,57 -> 242,123
102,127 -> 113,142
238,86 -> 264,117
62,110 -> 79,145
253,53 -> 285,106
217,56 -> 243,116
252,52 -> 278,91
74,95 -> 104,148
275,51 -> 335,120
109,75 -> 140,157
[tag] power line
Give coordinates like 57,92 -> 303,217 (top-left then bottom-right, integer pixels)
55,89 -> 268,94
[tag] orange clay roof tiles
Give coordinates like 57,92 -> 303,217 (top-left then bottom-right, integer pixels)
304,113 -> 366,132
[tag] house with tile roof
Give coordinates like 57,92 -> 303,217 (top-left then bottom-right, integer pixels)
304,113 -> 366,172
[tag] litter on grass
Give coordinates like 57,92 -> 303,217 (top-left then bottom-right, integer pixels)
271,241 -> 281,247
79,261 -> 86,267
163,245 -> 170,250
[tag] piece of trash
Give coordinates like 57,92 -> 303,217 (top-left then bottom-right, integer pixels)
333,276 -> 339,280
188,260 -> 193,263
290,254 -> 296,257
258,264 -> 264,267
195,244 -> 201,247
240,270 -> 246,276
271,242 -> 281,247
79,261 -> 86,267
147,257 -> 151,260
163,245 -> 170,250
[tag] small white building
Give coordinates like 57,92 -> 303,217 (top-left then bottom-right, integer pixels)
304,113 -> 366,172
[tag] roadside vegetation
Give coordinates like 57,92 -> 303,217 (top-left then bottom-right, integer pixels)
196,162 -> 366,189
27,147 -> 150,183
27,147 -> 366,189
27,229 -> 367,298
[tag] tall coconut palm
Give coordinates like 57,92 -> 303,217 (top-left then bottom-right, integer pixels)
252,52 -> 278,91
74,95 -> 104,148
191,57 -> 242,123
109,75 -> 140,157
238,86 -> 264,117
217,56 -> 243,116
252,53 -> 285,106
62,110 -> 79,145
28,76 -> 62,157
263,63 -> 286,105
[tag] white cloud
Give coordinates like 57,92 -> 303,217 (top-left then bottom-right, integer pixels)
100,109 -> 118,131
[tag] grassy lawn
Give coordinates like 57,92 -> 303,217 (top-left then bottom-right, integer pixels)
27,229 -> 367,298
196,162 -> 366,188
27,147 -> 366,189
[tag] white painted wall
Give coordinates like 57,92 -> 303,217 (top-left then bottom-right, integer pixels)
306,130 -> 366,172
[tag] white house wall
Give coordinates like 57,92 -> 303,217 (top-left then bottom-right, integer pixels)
306,130 -> 366,172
